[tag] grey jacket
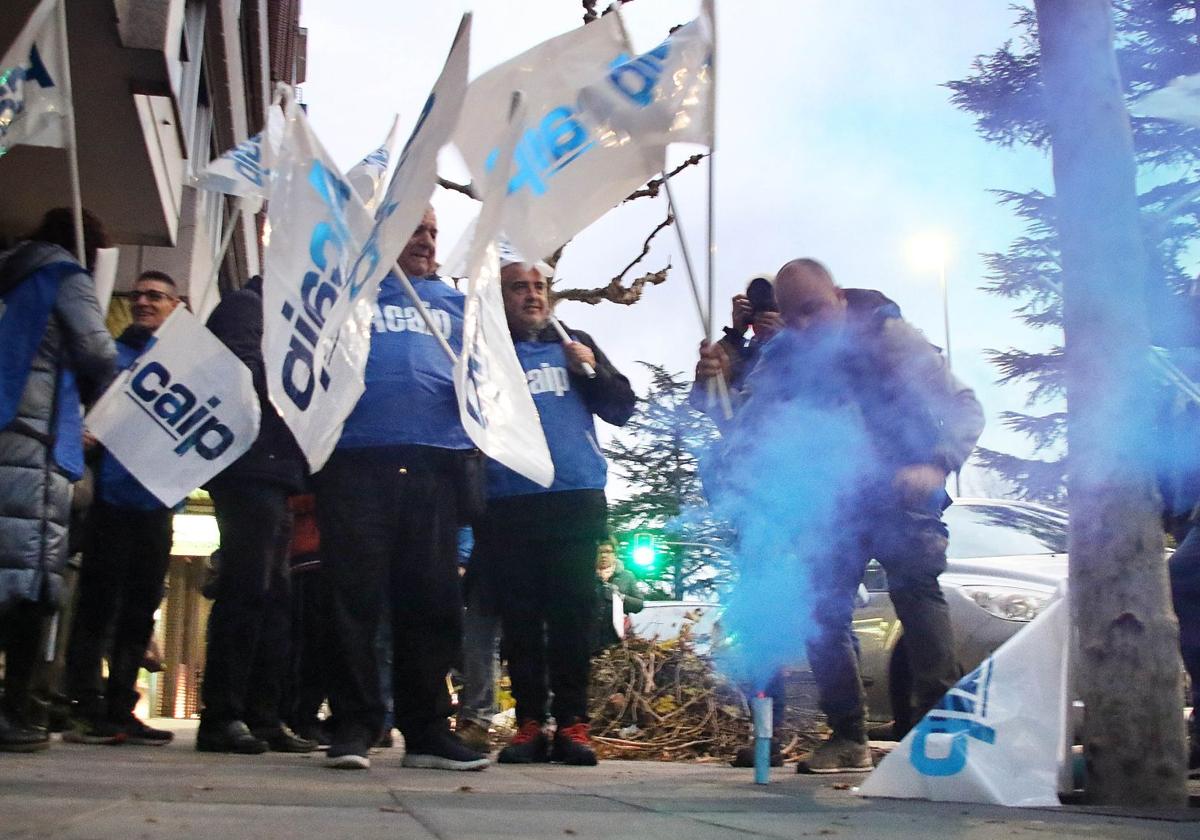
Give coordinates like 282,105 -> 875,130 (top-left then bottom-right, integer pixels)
0,241 -> 115,610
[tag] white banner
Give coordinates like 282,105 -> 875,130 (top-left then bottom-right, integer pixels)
454,93 -> 554,489
859,593 -> 1070,807
346,114 -> 400,212
262,15 -> 470,472
0,0 -> 68,153
192,104 -> 285,200
452,8 -> 713,262
85,307 -> 260,508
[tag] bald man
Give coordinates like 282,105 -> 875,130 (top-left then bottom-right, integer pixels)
697,258 -> 984,773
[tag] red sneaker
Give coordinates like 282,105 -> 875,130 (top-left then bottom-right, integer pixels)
497,719 -> 549,764
551,720 -> 597,766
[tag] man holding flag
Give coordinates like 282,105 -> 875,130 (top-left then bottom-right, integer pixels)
478,252 -> 634,766
314,207 -> 489,772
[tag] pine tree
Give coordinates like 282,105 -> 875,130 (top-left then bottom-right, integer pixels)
947,1 -> 1200,504
603,363 -> 732,599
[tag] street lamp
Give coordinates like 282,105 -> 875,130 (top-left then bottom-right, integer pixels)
906,231 -> 960,496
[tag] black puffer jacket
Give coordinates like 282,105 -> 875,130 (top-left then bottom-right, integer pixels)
204,276 -> 306,491
0,241 -> 115,609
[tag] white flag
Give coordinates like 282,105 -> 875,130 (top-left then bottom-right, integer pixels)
859,593 -> 1070,807
262,15 -> 470,471
454,94 -> 554,488
192,104 -> 285,200
346,114 -> 400,212
85,307 -> 260,508
453,8 -> 713,262
0,0 -> 68,154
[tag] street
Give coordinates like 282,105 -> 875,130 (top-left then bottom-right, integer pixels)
1,721 -> 1197,839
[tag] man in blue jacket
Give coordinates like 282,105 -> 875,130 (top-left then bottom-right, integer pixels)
482,255 -> 635,766
64,270 -> 180,747
315,207 -> 488,771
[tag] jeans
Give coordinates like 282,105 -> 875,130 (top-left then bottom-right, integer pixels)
201,481 -> 292,727
65,502 -> 173,720
807,502 -> 955,739
1170,521 -> 1200,711
314,448 -> 463,745
458,581 -> 501,727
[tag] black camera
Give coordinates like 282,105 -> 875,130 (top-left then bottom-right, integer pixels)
746,276 -> 777,315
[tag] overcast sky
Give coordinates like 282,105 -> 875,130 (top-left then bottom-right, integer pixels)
298,1 -> 1056,493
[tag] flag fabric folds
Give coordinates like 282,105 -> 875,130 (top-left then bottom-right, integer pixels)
454,93 -> 555,488
261,15 -> 471,472
85,307 -> 260,508
192,104 -> 285,201
346,114 -> 400,212
453,7 -> 713,262
0,0 -> 68,154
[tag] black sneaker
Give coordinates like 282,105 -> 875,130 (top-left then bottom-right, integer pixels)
550,721 -> 597,766
195,720 -> 268,754
116,714 -> 173,746
0,707 -> 50,753
295,721 -> 332,750
251,723 -> 317,753
402,727 -> 490,771
62,716 -> 126,745
497,719 -> 549,764
326,738 -> 370,770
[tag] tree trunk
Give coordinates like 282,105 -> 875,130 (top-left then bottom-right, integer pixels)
1034,0 -> 1187,806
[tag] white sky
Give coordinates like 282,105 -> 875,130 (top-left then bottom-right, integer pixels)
299,0 -> 1058,492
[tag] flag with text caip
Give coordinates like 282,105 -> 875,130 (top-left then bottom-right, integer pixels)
192,104 -> 285,200
858,592 -> 1070,807
346,114 -> 400,212
454,93 -> 553,488
453,6 -> 713,262
261,15 -> 470,472
0,0 -> 68,154
85,307 -> 260,508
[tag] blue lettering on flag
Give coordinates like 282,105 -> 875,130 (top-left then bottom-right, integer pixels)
909,658 -> 998,777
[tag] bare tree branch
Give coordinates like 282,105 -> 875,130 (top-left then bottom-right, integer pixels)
552,210 -> 673,306
624,153 -> 708,202
554,266 -> 671,305
436,177 -> 477,199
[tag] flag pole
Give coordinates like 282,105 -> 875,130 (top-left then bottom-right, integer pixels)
397,271 -> 458,364
54,0 -> 85,265
702,0 -> 733,420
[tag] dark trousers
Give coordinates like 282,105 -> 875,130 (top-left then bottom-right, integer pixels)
64,502 -> 173,720
476,491 -> 607,725
285,562 -> 328,731
201,481 -> 292,727
808,503 -> 955,739
0,601 -> 45,722
314,448 -> 463,745
1170,521 -> 1200,713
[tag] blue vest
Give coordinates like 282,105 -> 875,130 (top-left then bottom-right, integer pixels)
0,260 -> 84,480
486,341 -> 607,498
96,338 -> 170,510
337,274 -> 472,451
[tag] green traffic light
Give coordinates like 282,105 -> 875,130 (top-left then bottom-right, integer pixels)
632,545 -> 657,567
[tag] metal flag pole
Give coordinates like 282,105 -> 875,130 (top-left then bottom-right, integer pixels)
548,314 -> 596,378
54,0 -> 85,265
702,0 -> 733,420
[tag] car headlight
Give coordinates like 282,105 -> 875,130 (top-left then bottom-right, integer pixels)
961,585 -> 1053,622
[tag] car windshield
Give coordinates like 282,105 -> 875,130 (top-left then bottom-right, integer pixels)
944,503 -> 1068,558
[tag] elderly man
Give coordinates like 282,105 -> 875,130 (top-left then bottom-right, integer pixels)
64,271 -> 181,747
696,258 -> 984,773
479,255 -> 635,766
315,207 -> 488,771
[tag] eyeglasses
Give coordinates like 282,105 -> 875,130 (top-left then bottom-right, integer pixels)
130,290 -> 176,303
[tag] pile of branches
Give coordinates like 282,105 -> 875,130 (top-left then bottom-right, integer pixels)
586,625 -> 822,762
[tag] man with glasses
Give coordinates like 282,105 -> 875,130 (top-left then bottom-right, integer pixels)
64,271 -> 181,746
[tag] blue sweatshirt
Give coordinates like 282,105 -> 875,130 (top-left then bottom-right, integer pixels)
486,341 -> 608,498
337,274 -> 472,451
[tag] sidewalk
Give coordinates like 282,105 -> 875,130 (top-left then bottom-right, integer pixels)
1,720 -> 1197,840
